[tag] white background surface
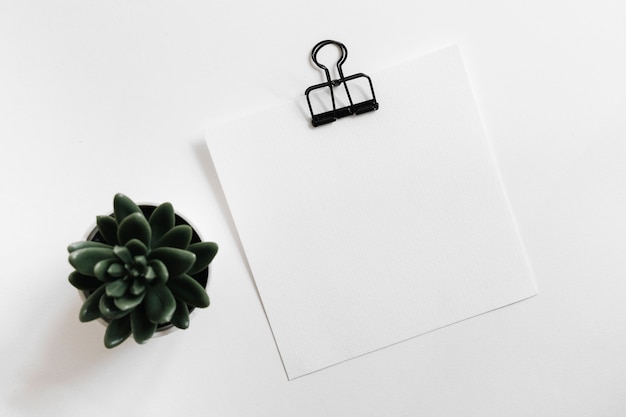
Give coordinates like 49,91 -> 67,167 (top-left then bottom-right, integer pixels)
1,1 -> 625,416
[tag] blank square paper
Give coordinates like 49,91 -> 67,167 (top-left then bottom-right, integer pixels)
205,46 -> 537,379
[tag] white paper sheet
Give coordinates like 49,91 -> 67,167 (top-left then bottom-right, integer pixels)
205,46 -> 537,379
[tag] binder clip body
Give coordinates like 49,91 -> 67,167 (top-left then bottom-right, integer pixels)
305,40 -> 379,127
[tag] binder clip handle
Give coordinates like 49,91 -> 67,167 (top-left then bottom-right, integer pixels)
311,40 -> 349,85
305,40 -> 379,127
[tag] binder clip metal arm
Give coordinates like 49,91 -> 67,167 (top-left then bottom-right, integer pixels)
305,40 -> 379,127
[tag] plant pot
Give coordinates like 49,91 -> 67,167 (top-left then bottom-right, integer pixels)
79,204 -> 210,338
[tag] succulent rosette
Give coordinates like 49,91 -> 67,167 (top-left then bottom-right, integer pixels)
68,194 -> 218,348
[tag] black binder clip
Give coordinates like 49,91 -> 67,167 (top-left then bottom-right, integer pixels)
305,40 -> 379,127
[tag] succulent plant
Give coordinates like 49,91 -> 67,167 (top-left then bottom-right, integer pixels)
68,193 -> 218,348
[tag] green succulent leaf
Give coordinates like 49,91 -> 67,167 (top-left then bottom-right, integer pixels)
149,247 -> 196,277
107,262 -> 125,278
144,266 -> 155,281
113,245 -> 133,264
96,215 -> 119,245
167,274 -> 210,308
130,279 -> 146,295
149,202 -> 175,246
99,294 -> 130,319
154,225 -> 193,250
133,255 -> 147,268
144,284 -> 176,324
171,298 -> 190,329
79,285 -> 106,322
105,279 -> 130,297
104,316 -> 132,349
93,259 -> 121,282
117,212 -> 151,247
125,238 -> 148,257
113,193 -> 141,224
69,247 -> 116,277
146,259 -> 168,285
130,307 -> 156,344
68,271 -> 102,291
187,242 -> 218,274
67,241 -> 112,253
114,291 -> 146,311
